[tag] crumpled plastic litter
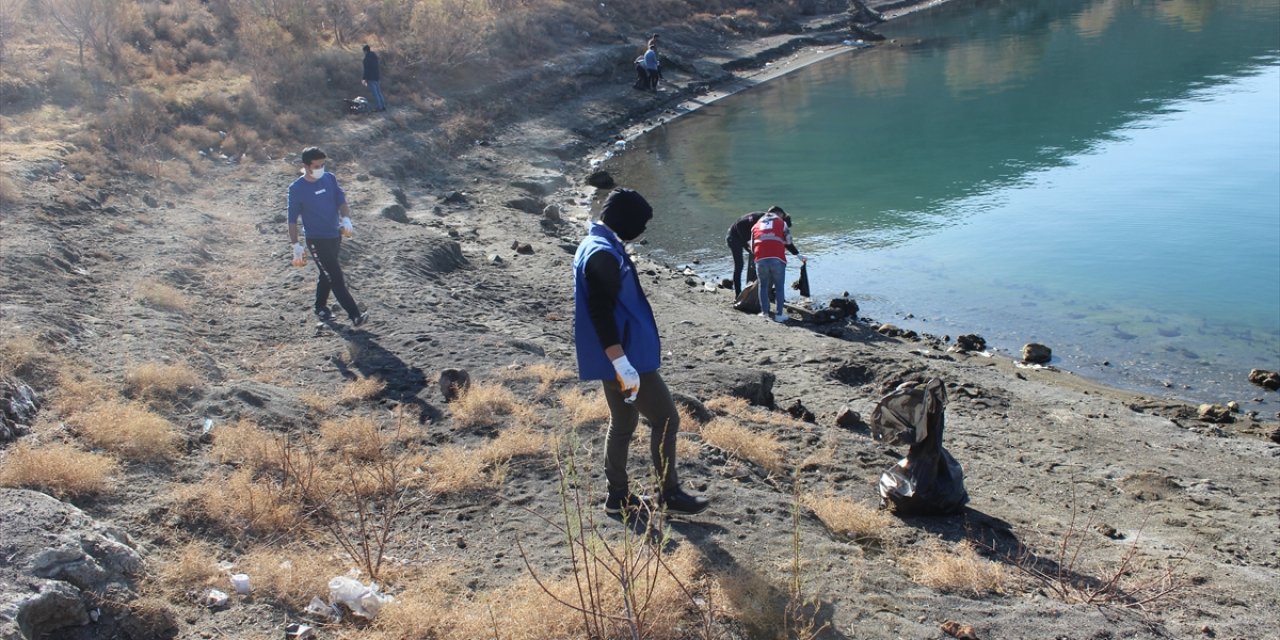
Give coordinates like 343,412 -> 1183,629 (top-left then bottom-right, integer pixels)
328,576 -> 393,619
305,596 -> 340,622
201,588 -> 229,608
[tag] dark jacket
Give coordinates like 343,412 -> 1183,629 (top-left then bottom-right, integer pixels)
363,51 -> 380,82
728,211 -> 799,255
573,223 -> 661,380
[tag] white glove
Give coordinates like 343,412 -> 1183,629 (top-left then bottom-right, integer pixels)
611,355 -> 640,404
798,254 -> 808,263
340,217 -> 354,237
292,242 -> 306,267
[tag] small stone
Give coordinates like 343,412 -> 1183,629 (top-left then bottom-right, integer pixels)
1022,343 -> 1052,364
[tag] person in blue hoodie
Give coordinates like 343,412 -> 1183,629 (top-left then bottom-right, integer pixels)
287,147 -> 368,326
574,188 -> 709,516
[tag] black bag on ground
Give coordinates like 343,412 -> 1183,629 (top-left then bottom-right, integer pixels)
869,377 -> 969,516
732,281 -> 761,314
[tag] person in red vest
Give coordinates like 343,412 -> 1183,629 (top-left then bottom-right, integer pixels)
751,207 -> 805,322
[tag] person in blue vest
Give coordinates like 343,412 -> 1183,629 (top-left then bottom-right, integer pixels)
574,188 -> 709,516
287,147 -> 368,327
362,44 -> 386,112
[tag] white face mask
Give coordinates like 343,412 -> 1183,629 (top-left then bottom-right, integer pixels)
306,165 -> 325,179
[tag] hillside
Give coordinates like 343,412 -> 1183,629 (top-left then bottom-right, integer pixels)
2,1 -> 1279,639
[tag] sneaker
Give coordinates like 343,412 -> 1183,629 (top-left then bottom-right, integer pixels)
658,488 -> 709,515
757,312 -> 768,318
351,311 -> 369,327
774,313 -> 788,323
314,307 -> 334,321
604,489 -> 647,515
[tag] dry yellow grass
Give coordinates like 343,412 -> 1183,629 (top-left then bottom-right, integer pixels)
154,540 -> 224,593
320,416 -> 385,461
135,281 -> 191,312
701,418 -> 785,475
238,546 -> 342,609
69,400 -> 181,461
50,366 -> 116,415
450,382 -> 522,428
300,391 -> 335,414
558,387 -> 610,427
904,541 -> 1007,595
802,492 -> 894,544
338,376 -> 385,405
424,445 -> 493,494
176,468 -> 304,538
706,395 -> 805,429
0,334 -> 56,381
501,362 -> 574,395
0,442 -> 119,497
124,361 -> 201,402
481,422 -> 549,464
210,419 -> 278,472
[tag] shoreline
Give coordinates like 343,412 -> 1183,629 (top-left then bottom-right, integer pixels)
576,9 -> 1278,413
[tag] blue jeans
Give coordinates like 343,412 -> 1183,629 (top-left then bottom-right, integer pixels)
367,80 -> 386,111
756,259 -> 785,316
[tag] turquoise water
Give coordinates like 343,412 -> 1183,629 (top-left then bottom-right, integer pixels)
606,0 -> 1280,404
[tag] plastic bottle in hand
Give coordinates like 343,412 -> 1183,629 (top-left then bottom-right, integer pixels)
292,242 -> 307,267
340,217 -> 354,238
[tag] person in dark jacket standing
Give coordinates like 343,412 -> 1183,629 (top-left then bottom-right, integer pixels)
362,44 -> 386,112
288,147 -> 368,327
574,188 -> 709,517
726,206 -> 800,296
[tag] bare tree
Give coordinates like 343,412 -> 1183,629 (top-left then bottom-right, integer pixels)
36,0 -> 135,72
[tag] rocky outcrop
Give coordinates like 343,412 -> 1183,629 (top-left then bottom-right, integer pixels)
0,489 -> 145,639
1,377 -> 38,444
1248,368 -> 1279,391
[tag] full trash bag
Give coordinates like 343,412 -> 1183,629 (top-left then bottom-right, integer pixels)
869,378 -> 969,516
732,281 -> 762,314
791,262 -> 811,298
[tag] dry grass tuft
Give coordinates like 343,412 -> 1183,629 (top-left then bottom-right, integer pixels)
705,395 -> 804,428
69,400 -> 181,461
300,391 -> 336,414
904,541 -> 1007,595
482,422 -> 549,464
50,366 -> 116,415
425,445 -> 494,494
238,546 -> 341,609
210,419 -> 278,472
154,540 -> 224,594
450,382 -> 522,428
802,492 -> 894,544
0,442 -> 119,497
175,468 -> 304,538
320,416 -> 386,461
701,418 -> 785,475
124,361 -> 201,403
339,376 -> 385,405
135,281 -> 191,312
558,387 -> 610,427
502,362 -> 574,395
0,334 -> 57,382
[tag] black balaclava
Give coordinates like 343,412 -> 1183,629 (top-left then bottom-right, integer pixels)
599,188 -> 653,241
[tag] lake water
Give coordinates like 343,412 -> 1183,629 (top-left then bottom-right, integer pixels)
605,0 -> 1280,405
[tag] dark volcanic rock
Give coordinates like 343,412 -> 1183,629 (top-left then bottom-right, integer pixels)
955,334 -> 986,352
381,203 -> 410,223
1248,368 -> 1280,391
586,171 -> 616,189
1022,343 -> 1052,364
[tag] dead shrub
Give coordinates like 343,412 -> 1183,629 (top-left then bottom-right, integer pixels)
425,445 -> 493,494
802,492 -> 894,544
181,467 -> 304,539
481,422 -> 549,464
701,417 -> 784,475
320,415 -> 385,461
300,391 -> 335,414
51,366 -> 116,415
135,281 -> 191,312
904,541 -> 1007,595
339,376 -> 385,405
154,540 -> 223,594
0,334 -> 57,383
0,442 -> 118,497
210,419 -> 278,472
558,387 -> 610,427
70,400 -> 181,461
124,361 -> 201,403
450,382 -> 521,428
238,546 -> 340,609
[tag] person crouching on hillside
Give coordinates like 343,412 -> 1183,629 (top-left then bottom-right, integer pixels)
287,147 -> 368,327
751,207 -> 805,322
573,188 -> 709,516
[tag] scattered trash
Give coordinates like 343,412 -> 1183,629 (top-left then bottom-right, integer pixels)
305,596 -> 340,622
202,418 -> 214,434
328,576 -> 393,619
230,573 -> 251,594
201,588 -> 229,608
285,623 -> 317,639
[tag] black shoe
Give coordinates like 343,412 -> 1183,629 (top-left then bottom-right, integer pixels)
351,311 -> 369,327
659,488 -> 709,515
604,489 -> 647,515
315,307 -> 334,321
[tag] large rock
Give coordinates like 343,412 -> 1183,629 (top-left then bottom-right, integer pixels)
1022,343 -> 1052,364
586,171 -> 615,189
2,377 -> 38,443
0,489 -> 145,639
1248,368 -> 1279,391
505,197 -> 545,215
954,334 -> 986,352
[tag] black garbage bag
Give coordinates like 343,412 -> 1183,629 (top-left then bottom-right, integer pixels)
732,281 -> 761,314
790,262 -> 811,298
869,378 -> 969,516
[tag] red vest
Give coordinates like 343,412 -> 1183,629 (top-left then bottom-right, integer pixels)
751,215 -> 788,262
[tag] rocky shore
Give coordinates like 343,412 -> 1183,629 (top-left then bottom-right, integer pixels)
2,1 -> 1278,638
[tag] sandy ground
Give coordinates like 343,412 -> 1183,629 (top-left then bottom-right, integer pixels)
2,1 -> 1278,639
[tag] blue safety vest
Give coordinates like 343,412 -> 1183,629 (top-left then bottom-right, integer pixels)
573,223 -> 662,380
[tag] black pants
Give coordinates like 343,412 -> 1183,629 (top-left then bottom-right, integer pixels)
646,68 -> 660,91
602,371 -> 680,493
726,235 -> 756,296
307,236 -> 360,319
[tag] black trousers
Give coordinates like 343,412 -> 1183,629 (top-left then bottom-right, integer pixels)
307,236 -> 360,320
726,235 -> 757,296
